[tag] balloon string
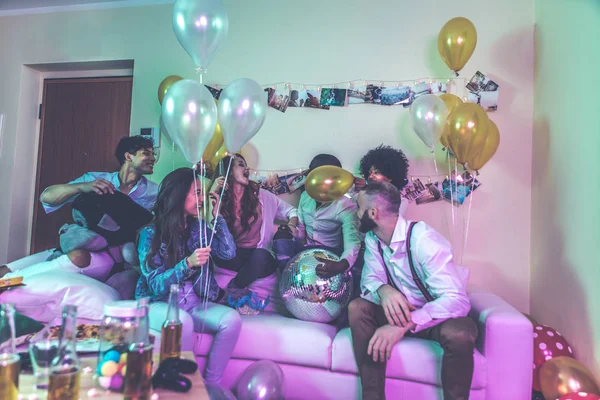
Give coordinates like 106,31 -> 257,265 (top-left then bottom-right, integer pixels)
447,150 -> 456,246
180,168 -> 207,305
432,151 -> 439,176
461,178 -> 476,267
193,167 -> 205,249
172,141 -> 175,172
208,157 -> 233,247
435,151 -> 453,251
201,160 -> 208,249
453,157 -> 462,264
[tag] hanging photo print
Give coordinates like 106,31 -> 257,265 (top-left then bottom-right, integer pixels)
466,71 -> 499,112
365,84 -> 385,104
266,88 -> 290,113
319,88 -> 348,107
429,82 -> 447,94
442,171 -> 482,205
401,178 -> 427,203
416,181 -> 444,205
348,86 -> 367,104
381,86 -> 411,106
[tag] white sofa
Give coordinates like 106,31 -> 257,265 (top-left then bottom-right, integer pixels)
3,252 -> 534,399
151,269 -> 534,400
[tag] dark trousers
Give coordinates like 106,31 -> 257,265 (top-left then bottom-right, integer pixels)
215,248 -> 277,289
348,297 -> 478,400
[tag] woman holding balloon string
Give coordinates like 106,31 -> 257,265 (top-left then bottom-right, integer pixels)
211,154 -> 300,306
136,167 -> 241,384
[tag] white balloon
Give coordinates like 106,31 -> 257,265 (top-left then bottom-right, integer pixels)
161,79 -> 217,164
172,0 -> 229,69
218,78 -> 267,154
410,94 -> 448,150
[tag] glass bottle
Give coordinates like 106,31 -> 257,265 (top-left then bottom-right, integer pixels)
0,303 -> 19,400
94,300 -> 140,392
160,284 -> 182,363
47,305 -> 81,400
123,298 -> 153,400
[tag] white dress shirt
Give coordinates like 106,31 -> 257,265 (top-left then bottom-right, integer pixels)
297,191 -> 361,266
361,214 -> 470,332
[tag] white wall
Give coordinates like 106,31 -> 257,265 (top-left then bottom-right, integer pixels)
0,0 -> 534,311
532,0 -> 600,379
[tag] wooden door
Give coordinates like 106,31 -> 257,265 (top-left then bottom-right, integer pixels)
31,76 -> 133,254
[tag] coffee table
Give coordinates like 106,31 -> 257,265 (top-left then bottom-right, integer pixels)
18,351 -> 209,399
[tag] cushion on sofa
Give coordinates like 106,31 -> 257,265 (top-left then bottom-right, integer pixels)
0,271 -> 120,323
331,327 -> 487,389
195,313 -> 338,369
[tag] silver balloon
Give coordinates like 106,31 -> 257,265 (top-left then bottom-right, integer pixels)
218,78 -> 267,154
279,249 -> 353,323
161,79 -> 218,164
235,360 -> 284,400
205,381 -> 237,400
410,94 -> 448,150
172,0 -> 229,69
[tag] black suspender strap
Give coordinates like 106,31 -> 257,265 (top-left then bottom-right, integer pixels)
377,221 -> 435,302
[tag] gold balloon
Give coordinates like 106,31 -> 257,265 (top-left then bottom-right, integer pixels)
440,93 -> 463,113
437,17 -> 477,75
158,75 -> 183,105
202,123 -> 224,163
467,119 -> 499,171
305,166 -> 354,202
439,94 -> 463,147
444,103 -> 490,166
540,357 -> 600,400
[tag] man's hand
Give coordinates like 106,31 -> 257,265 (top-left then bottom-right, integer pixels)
186,247 -> 211,268
378,285 -> 416,327
77,179 -> 116,195
315,257 -> 349,278
353,177 -> 367,191
368,322 -> 415,362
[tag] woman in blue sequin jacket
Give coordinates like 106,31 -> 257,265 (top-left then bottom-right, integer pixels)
135,167 -> 240,384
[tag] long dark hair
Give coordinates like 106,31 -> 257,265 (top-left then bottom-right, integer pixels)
146,167 -> 198,269
219,154 -> 261,234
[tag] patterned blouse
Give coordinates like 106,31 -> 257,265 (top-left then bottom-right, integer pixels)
135,216 -> 236,303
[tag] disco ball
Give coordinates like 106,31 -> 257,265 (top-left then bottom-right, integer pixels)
279,248 -> 353,323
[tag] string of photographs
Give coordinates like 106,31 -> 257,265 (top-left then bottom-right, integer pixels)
204,71 -> 499,113
404,171 -> 481,207
248,167 -> 481,207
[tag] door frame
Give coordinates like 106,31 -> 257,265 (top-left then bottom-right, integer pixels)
30,74 -> 134,254
6,64 -> 133,262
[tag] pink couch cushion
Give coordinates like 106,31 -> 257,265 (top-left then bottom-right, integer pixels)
331,327 -> 487,389
195,313 -> 337,369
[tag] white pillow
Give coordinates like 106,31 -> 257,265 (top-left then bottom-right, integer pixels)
0,271 -> 119,323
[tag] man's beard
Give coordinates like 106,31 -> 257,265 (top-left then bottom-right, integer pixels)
358,212 -> 377,233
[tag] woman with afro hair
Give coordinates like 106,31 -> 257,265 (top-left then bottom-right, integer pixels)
356,144 -> 410,215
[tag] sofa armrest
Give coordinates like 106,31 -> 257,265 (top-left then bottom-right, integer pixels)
468,289 -> 533,400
